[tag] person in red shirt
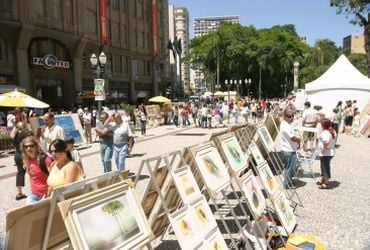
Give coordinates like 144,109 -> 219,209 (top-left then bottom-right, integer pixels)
21,136 -> 53,204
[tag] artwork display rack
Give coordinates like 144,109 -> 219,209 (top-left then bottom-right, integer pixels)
41,170 -> 128,250
213,131 -> 287,249
184,141 -> 255,250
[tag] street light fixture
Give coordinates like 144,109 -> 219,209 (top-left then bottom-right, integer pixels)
225,79 -> 230,102
237,79 -> 242,96
293,61 -> 300,92
245,78 -> 251,100
90,51 -> 107,114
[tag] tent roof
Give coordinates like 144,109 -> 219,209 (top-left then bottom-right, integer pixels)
305,54 -> 370,92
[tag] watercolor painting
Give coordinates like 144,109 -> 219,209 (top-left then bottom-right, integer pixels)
171,166 -> 202,204
248,141 -> 265,165
220,136 -> 248,173
240,170 -> 266,216
257,163 -> 279,196
257,126 -> 275,152
205,228 -> 228,250
273,191 -> 296,233
190,197 -> 217,236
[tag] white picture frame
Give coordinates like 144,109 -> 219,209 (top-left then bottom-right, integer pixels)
239,170 -> 266,216
248,141 -> 265,165
204,228 -> 228,250
189,196 -> 218,236
272,191 -> 296,233
257,163 -> 280,197
257,125 -> 275,152
171,166 -> 202,204
194,143 -> 231,195
220,135 -> 248,173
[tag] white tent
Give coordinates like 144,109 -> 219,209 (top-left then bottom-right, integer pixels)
305,54 -> 370,116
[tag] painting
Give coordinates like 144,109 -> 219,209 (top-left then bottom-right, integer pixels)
248,141 -> 265,165
59,185 -> 151,250
220,135 -> 248,173
171,166 -> 202,204
239,170 -> 266,216
257,125 -> 275,152
194,144 -> 231,195
190,197 -> 217,236
257,163 -> 279,196
273,191 -> 296,233
170,206 -> 202,249
204,228 -> 228,250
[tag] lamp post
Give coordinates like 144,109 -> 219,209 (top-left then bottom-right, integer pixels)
237,79 -> 242,97
293,61 -> 300,92
224,79 -> 230,102
90,51 -> 107,114
245,78 -> 251,100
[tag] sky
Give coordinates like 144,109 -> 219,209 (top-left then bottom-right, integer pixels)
169,0 -> 364,47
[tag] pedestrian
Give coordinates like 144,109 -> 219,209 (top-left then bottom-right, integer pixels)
302,101 -> 316,151
94,112 -> 113,173
138,105 -> 147,136
6,110 -> 16,132
173,106 -> 179,127
21,136 -> 53,204
240,102 -> 250,123
65,137 -> 86,178
39,112 -> 65,152
317,118 -> 336,189
105,113 -> 134,171
10,122 -> 31,200
280,110 -> 301,189
82,107 -> 92,143
46,139 -> 81,196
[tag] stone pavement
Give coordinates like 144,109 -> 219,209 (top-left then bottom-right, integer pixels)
0,122 -> 369,249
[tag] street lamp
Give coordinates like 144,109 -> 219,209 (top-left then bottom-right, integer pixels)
245,78 -> 251,100
90,51 -> 107,114
224,79 -> 230,102
293,61 -> 300,92
237,79 -> 242,97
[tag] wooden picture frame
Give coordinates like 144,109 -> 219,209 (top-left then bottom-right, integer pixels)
219,135 -> 248,173
189,196 -> 218,236
194,143 -> 231,195
58,184 -> 151,250
272,191 -> 296,233
204,228 -> 228,250
248,141 -> 265,165
171,165 -> 202,204
257,125 -> 275,152
169,206 -> 202,250
239,170 -> 266,216
257,163 -> 279,196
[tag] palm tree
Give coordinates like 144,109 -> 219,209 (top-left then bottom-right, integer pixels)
102,200 -> 126,234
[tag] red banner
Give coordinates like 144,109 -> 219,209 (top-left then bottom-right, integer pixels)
100,0 -> 108,42
152,0 -> 158,56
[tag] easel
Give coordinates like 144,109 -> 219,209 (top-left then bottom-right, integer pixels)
41,170 -> 127,250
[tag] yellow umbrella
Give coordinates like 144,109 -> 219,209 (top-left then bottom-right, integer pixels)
0,89 -> 50,108
148,96 -> 171,103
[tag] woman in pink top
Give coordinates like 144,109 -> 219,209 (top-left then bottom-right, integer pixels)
21,136 -> 53,204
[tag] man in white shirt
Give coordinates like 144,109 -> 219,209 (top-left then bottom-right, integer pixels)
40,112 -> 65,152
302,101 -> 316,151
82,107 -> 92,144
280,110 -> 300,189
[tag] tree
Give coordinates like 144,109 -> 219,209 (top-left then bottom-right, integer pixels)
102,200 -> 126,234
330,0 -> 370,76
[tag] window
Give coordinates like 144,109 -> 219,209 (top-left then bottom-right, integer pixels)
65,0 -> 73,24
146,61 -> 151,76
36,0 -> 46,16
122,24 -> 127,44
0,0 -> 11,9
0,36 -> 7,61
122,56 -> 129,75
111,0 -> 119,10
137,0 -> 143,19
111,22 -> 120,43
87,9 -> 97,33
113,54 -> 122,74
51,0 -> 63,21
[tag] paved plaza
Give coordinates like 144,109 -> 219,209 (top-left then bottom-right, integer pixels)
0,123 -> 369,249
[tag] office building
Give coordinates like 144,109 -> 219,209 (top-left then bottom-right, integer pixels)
343,33 -> 366,54
0,0 -> 171,108
193,15 -> 240,37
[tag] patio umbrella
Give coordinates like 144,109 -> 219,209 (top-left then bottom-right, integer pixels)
0,89 -> 50,108
148,96 -> 171,103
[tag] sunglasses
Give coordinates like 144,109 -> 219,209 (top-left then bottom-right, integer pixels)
24,144 -> 36,149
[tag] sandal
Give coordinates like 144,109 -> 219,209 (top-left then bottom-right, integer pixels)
318,184 -> 329,189
316,181 -> 323,185
15,193 -> 27,200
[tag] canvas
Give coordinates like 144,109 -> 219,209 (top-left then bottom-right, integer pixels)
204,228 -> 229,250
248,141 -> 265,165
257,163 -> 279,196
273,191 -> 296,233
194,144 -> 231,195
58,184 -> 151,250
170,206 -> 202,249
190,196 -> 218,236
171,165 -> 202,204
257,125 -> 275,152
220,135 -> 248,173
239,170 -> 266,216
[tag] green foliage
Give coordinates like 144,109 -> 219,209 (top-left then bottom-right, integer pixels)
347,53 -> 368,75
120,103 -> 136,113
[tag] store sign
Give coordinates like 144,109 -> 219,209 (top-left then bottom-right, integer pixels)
94,79 -> 106,101
33,54 -> 70,69
152,0 -> 158,56
99,0 -> 108,42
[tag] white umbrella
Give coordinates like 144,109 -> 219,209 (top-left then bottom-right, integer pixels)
0,89 -> 49,108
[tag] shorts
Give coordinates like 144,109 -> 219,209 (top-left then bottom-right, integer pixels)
303,131 -> 315,141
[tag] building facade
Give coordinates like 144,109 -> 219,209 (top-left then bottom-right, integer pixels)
193,15 -> 240,38
343,33 -> 365,54
0,0 -> 171,109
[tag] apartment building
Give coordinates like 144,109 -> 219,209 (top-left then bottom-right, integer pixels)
193,15 -> 240,38
343,33 -> 366,54
0,0 -> 171,108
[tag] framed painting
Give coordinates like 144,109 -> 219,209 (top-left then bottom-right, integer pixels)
257,125 -> 275,152
189,196 -> 217,236
58,185 -> 152,250
170,206 -> 202,250
248,141 -> 265,165
257,163 -> 279,197
239,170 -> 266,216
272,191 -> 296,233
204,228 -> 228,250
220,135 -> 248,173
194,143 -> 231,195
171,165 -> 202,204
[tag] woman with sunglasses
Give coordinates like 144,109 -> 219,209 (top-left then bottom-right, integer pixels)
21,136 -> 53,204
10,121 -> 31,200
46,139 -> 80,196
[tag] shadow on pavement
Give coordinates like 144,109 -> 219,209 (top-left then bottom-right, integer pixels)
293,179 -> 307,188
328,180 -> 340,189
127,153 -> 146,158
